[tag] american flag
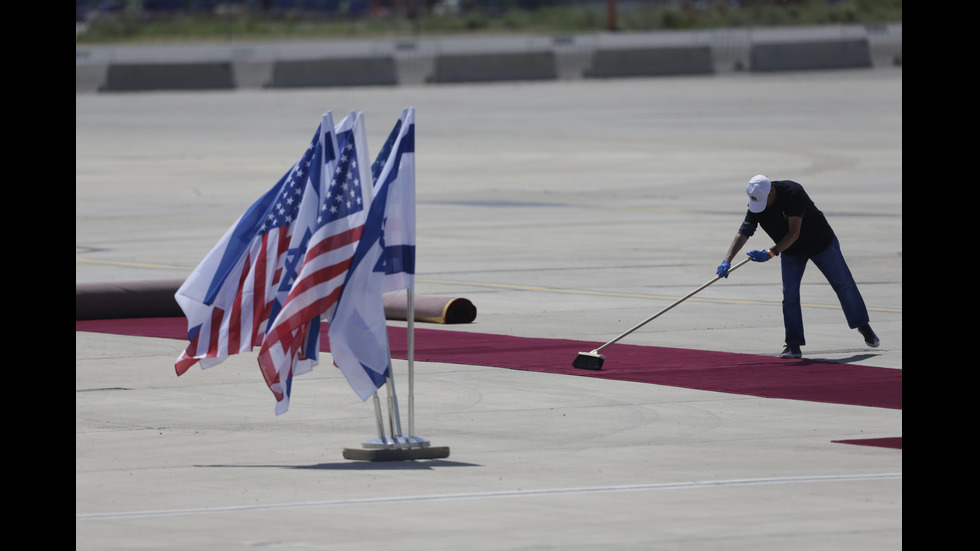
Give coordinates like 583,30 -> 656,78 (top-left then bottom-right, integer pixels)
174,116 -> 333,379
328,107 -> 415,400
257,112 -> 374,414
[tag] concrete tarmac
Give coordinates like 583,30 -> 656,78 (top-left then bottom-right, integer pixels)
76,66 -> 902,550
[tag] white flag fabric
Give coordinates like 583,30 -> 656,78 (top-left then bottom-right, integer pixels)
328,107 -> 416,400
372,107 -> 416,293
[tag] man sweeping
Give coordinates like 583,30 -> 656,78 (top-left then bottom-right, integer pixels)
717,175 -> 880,359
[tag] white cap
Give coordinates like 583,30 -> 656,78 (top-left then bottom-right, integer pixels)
746,175 -> 771,213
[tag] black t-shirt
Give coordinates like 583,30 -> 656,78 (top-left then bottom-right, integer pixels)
737,180 -> 835,258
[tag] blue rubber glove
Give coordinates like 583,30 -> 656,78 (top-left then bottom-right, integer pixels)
716,260 -> 731,278
747,249 -> 773,262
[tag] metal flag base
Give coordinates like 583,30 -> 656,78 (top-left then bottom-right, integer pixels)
342,291 -> 450,462
343,436 -> 450,462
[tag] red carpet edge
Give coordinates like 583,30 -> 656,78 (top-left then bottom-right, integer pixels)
76,317 -> 901,411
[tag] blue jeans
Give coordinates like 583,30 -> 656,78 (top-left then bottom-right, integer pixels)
780,236 -> 869,346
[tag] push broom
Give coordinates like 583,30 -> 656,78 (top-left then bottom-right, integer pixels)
572,257 -> 751,370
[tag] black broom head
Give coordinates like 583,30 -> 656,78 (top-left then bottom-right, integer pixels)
572,351 -> 605,370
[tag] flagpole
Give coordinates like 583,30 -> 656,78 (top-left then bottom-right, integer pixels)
407,289 -> 415,437
385,364 -> 403,437
341,107 -> 449,461
372,393 -> 386,441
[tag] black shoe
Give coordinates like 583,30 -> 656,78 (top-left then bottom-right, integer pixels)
858,324 -> 880,348
780,345 -> 802,359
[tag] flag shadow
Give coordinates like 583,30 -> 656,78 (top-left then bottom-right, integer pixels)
194,459 -> 480,471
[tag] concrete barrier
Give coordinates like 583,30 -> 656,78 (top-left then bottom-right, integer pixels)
585,46 -> 714,78
100,62 -> 235,91
267,57 -> 398,88
77,28 -> 899,93
430,51 -> 557,83
76,64 -> 107,93
232,60 -> 275,89
750,38 -> 872,72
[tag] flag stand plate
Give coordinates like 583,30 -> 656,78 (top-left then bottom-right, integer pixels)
343,436 -> 450,462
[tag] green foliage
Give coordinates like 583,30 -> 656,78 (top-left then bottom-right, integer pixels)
76,1 -> 902,44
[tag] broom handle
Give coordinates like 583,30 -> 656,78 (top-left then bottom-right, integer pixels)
595,257 -> 752,353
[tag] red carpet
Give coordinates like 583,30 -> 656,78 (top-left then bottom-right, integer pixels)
832,437 -> 902,450
76,317 -> 901,412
